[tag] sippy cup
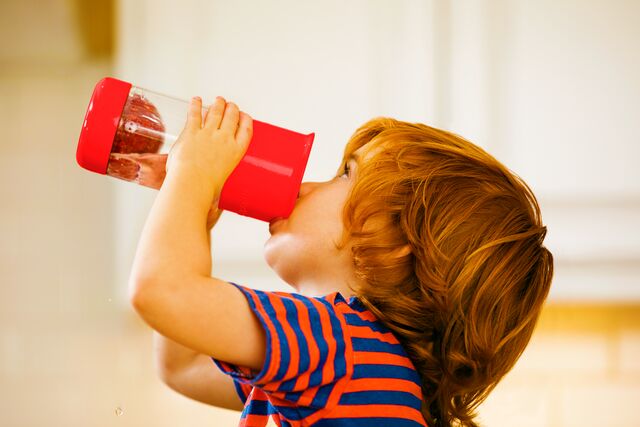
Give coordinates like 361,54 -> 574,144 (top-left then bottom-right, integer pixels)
76,77 -> 315,223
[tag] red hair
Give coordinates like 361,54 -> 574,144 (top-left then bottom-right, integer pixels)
334,117 -> 554,426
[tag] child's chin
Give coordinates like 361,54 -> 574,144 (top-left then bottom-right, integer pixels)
262,238 -> 279,266
263,236 -> 293,268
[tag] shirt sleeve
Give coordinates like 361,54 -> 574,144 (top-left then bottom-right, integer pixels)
210,281 -> 353,414
211,357 -> 253,405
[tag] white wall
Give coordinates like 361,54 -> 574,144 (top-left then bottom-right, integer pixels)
112,0 -> 640,303
1,1 -> 639,426
111,0 -> 439,303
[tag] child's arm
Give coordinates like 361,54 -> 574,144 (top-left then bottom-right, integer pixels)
153,226 -> 222,376
129,171 -> 266,374
129,96 -> 264,380
151,200 -> 236,408
154,334 -> 245,412
153,330 -> 199,376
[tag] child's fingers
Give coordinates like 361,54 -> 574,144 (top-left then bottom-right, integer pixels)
204,96 -> 227,130
187,96 -> 202,129
236,111 -> 253,147
220,101 -> 240,134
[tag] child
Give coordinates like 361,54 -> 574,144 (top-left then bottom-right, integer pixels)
130,98 -> 554,427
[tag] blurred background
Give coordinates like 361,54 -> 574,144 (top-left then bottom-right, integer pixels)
1,0 -> 639,426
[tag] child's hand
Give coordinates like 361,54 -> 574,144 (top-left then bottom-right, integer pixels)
165,96 -> 253,190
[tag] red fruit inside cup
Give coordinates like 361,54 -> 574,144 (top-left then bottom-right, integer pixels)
113,92 -> 165,153
107,93 -> 168,190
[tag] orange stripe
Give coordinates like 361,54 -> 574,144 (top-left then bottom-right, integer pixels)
245,288 -> 281,386
292,297 -> 316,392
239,382 -> 253,401
298,301 -> 355,427
353,309 -> 378,322
354,350 -> 416,369
298,298 -> 336,406
245,388 -> 301,427
323,404 -> 427,425
269,294 -> 300,383
238,413 -> 270,427
252,388 -> 299,410
321,302 -> 354,416
292,297 -> 321,407
344,377 -> 423,400
350,324 -> 399,344
271,412 -> 298,427
315,298 -> 338,384
249,388 -> 268,401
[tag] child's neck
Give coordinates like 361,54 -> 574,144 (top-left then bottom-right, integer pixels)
294,280 -> 357,300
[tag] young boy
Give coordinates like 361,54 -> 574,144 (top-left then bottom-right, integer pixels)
129,96 -> 554,427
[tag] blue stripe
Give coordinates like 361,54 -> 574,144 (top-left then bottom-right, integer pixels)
277,297 -> 310,393
281,389 -> 307,406
352,337 -> 407,355
269,398 -> 305,420
309,382 -> 336,410
255,288 -> 291,383
244,398 -> 270,415
272,402 -> 320,422
352,363 -> 422,383
346,297 -> 368,313
307,298 -> 347,409
344,313 -> 391,334
296,403 -> 325,419
291,293 -> 328,389
339,390 -> 422,408
228,282 -> 274,384
313,417 -> 425,427
319,298 -> 347,379
232,378 -> 248,404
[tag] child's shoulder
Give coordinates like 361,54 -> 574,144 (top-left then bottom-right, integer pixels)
331,291 -> 397,335
228,281 -> 397,340
221,282 -> 425,425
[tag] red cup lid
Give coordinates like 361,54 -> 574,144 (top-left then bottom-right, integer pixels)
76,77 -> 132,174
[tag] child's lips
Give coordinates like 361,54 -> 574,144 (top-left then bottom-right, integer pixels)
269,217 -> 284,233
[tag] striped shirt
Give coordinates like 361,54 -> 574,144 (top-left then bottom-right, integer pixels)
211,281 -> 427,427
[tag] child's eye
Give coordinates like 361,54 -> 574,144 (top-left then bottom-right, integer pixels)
340,163 -> 351,178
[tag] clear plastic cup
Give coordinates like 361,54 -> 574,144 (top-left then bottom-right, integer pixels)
76,77 -> 315,222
